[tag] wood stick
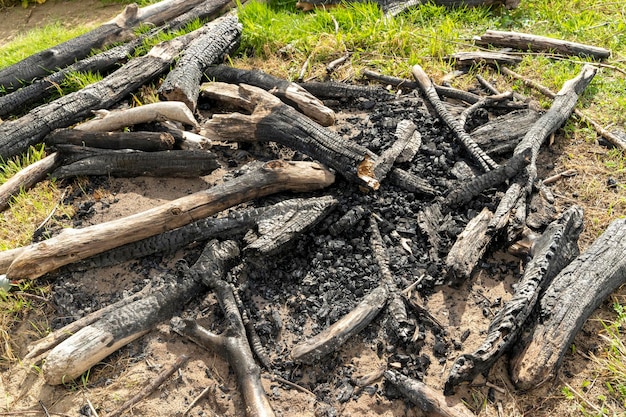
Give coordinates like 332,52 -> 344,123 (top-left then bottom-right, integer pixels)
5,160 -> 334,280
105,354 -> 189,417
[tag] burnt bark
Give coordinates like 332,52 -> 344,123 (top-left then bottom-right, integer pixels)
445,206 -> 584,394
511,216 -> 626,390
298,80 -> 395,101
46,129 -> 176,152
470,109 -> 541,156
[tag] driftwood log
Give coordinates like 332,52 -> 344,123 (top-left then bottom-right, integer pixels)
445,206 -> 584,394
0,153 -> 60,213
511,216 -> 626,390
4,160 -> 334,280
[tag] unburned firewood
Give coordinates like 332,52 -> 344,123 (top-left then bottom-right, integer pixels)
0,153 -> 60,213
445,51 -> 522,68
412,64 -> 498,172
204,65 -> 336,126
75,101 -> 200,132
475,30 -> 611,60
384,370 -> 475,417
51,145 -> 219,179
5,160 -> 334,280
46,128 -> 176,151
470,109 -> 541,156
444,206 -> 584,394
511,216 -> 626,390
0,16 -> 239,161
445,207 -> 493,286
158,16 -> 242,112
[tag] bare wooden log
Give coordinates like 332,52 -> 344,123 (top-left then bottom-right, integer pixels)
158,16 -> 242,112
444,207 -> 493,286
412,64 -> 498,172
51,146 -> 219,179
470,109 -> 541,156
0,0 -> 209,91
204,65 -> 336,126
105,354 -> 190,417
0,16 -> 239,161
0,0 -> 235,118
444,206 -> 584,394
5,160 -> 334,280
384,370 -> 475,417
511,216 -> 626,390
0,152 -> 60,213
201,82 -> 379,188
445,51 -> 522,68
46,128 -> 175,151
475,30 -> 611,60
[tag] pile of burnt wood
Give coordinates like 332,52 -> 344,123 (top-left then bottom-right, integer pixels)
1,0 -> 625,415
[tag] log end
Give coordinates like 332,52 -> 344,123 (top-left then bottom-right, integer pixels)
263,160 -> 335,192
510,341 -> 554,391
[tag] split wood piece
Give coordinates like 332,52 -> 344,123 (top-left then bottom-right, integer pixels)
290,285 -> 388,364
444,207 -> 493,287
51,145 -> 219,179
46,128 -> 175,151
0,0 -> 208,91
373,120 -> 422,181
470,109 -> 541,156
5,160 -> 334,280
245,196 -> 338,255
298,80 -> 395,101
445,51 -> 522,68
0,153 -> 60,213
24,283 -> 153,364
158,16 -> 242,112
444,206 -> 584,394
500,66 -> 626,152
172,247 -> 276,417
416,202 -> 444,259
384,370 -> 475,417
0,16 -> 237,161
75,101 -> 199,132
42,239 -> 239,385
370,215 -> 412,340
0,0 -> 235,118
201,82 -> 378,188
474,30 -> 611,60
510,216 -> 626,390
489,64 -> 597,233
444,147 -> 532,209
204,65 -> 336,126
105,354 -> 189,417
411,64 -> 498,172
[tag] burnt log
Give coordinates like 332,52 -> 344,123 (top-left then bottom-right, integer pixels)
204,65 -> 336,126
445,206 -> 584,394
5,160 -> 334,280
373,120 -> 422,181
51,146 -> 219,179
0,0 -> 209,91
45,129 -> 176,151
42,239 -> 238,385
511,216 -> 626,390
475,30 -> 611,60
298,80 -> 395,101
470,109 -> 541,156
158,18 -> 243,112
0,15 -> 241,161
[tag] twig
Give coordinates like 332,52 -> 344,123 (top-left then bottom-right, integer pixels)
459,91 -> 514,128
86,398 -> 99,417
105,354 -> 189,417
33,187 -> 69,237
476,74 -> 501,95
38,401 -> 51,417
326,53 -> 350,76
271,374 -> 316,397
542,169 -> 577,185
183,384 -> 214,416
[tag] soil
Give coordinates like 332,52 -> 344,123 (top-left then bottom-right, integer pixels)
1,2 -> 624,417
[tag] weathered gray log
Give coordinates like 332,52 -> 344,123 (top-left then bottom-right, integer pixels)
42,239 -> 238,385
51,146 -> 218,179
373,120 -> 422,182
412,64 -> 498,172
445,51 -> 522,67
0,16 -> 240,161
444,207 -> 493,286
475,30 -> 611,60
158,16 -> 242,112
0,0 -> 208,91
5,160 -> 334,280
384,370 -> 475,417
444,206 -> 584,394
0,152 -> 60,213
511,216 -> 626,390
470,109 -> 541,156
204,65 -> 336,126
0,0 -> 234,118
45,129 -> 176,151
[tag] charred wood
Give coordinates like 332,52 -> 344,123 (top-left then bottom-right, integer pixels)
511,215 -> 626,390
298,80 -> 395,101
46,128 -> 176,151
373,120 -> 422,181
445,206 -> 584,394
469,109 -> 541,156
388,168 -> 437,196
